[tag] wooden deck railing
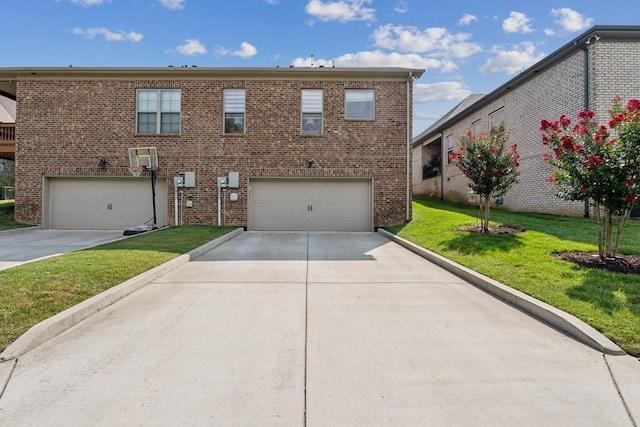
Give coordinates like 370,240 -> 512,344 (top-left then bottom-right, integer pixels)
0,123 -> 15,141
0,124 -> 16,158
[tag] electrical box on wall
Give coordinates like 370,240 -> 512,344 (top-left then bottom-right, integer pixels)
217,176 -> 227,188
184,171 -> 196,187
174,176 -> 184,188
228,171 -> 239,188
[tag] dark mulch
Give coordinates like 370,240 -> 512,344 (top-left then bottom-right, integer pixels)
553,252 -> 640,275
457,224 -> 525,234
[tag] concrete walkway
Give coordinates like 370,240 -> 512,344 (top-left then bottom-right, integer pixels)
0,232 -> 638,426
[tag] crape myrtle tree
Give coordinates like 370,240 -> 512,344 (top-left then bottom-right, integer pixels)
449,122 -> 521,233
540,97 -> 640,260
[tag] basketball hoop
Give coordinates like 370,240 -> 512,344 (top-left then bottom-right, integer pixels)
129,166 -> 144,177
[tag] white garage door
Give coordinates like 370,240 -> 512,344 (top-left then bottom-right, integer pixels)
249,178 -> 372,231
48,178 -> 167,230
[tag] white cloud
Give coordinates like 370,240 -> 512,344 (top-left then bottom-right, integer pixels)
372,24 -> 482,59
414,81 -> 472,103
459,13 -> 477,26
292,50 -> 457,72
264,0 -> 279,4
503,11 -> 533,34
551,8 -> 593,32
232,42 -> 258,58
480,42 -> 545,74
176,39 -> 207,55
394,1 -> 408,13
159,0 -> 185,10
305,0 -> 375,22
217,42 -> 257,59
73,27 -> 143,42
69,0 -> 109,6
544,28 -> 555,36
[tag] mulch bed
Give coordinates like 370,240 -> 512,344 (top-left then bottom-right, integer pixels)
553,252 -> 640,275
457,225 -> 525,234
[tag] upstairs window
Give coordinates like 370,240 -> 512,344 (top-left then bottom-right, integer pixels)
224,89 -> 246,134
490,107 -> 505,126
301,89 -> 323,135
137,89 -> 181,134
345,89 -> 374,120
446,134 -> 454,164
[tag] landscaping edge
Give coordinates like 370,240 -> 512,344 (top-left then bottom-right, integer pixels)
0,227 -> 244,362
377,228 -> 626,356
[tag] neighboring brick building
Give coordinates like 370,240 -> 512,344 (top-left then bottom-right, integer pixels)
0,67 -> 423,230
412,25 -> 640,217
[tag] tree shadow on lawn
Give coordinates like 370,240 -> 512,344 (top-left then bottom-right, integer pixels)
413,196 -> 640,251
565,266 -> 640,316
442,230 -> 525,255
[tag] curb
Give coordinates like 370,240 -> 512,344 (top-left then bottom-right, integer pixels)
0,227 -> 243,362
377,229 -> 625,356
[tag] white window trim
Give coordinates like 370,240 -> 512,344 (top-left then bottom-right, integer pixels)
345,89 -> 375,120
301,89 -> 323,135
136,89 -> 181,135
223,89 -> 246,135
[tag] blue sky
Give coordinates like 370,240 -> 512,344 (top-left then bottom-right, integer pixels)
3,0 -> 639,134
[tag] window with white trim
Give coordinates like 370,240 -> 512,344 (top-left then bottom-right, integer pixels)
345,89 -> 374,120
301,89 -> 323,135
471,119 -> 482,135
224,89 -> 246,134
137,89 -> 181,134
446,134 -> 454,164
489,107 -> 505,126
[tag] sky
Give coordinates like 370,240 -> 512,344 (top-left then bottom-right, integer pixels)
3,0 -> 639,135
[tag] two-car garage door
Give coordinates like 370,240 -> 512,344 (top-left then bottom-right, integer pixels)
249,178 -> 372,231
47,177 -> 167,230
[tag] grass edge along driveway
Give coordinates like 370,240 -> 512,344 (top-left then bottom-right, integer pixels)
0,225 -> 236,352
386,196 -> 640,358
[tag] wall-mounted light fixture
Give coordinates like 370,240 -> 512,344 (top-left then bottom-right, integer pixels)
98,159 -> 108,168
306,160 -> 315,168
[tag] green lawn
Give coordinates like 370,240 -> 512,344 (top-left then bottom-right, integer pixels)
386,196 -> 640,357
0,225 -> 236,352
0,200 -> 30,231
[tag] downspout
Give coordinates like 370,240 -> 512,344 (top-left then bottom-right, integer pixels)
581,44 -> 590,218
439,131 -> 444,200
406,72 -> 413,222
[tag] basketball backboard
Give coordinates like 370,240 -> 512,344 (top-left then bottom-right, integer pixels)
128,147 -> 159,169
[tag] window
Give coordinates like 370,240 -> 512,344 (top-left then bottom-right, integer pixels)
446,134 -> 454,164
301,89 -> 323,135
137,89 -> 181,134
345,89 -> 374,120
490,107 -> 505,126
224,89 -> 246,134
471,119 -> 482,135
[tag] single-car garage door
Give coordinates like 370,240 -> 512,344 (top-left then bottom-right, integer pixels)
47,177 -> 167,230
249,178 -> 372,231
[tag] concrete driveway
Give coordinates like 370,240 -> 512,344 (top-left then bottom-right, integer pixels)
0,232 -> 638,426
0,229 -> 126,271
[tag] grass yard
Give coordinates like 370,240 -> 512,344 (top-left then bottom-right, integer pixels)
0,200 -> 30,231
0,225 -> 236,352
386,196 -> 640,357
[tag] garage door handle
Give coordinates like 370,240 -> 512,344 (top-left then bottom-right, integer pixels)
308,205 -> 313,211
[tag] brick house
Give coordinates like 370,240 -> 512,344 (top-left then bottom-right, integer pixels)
412,25 -> 640,217
0,67 -> 423,230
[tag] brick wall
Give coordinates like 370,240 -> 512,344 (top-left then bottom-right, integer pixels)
14,75 -> 411,227
429,39 -> 640,217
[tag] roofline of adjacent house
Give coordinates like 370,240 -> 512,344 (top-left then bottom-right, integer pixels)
0,67 -> 425,99
412,24 -> 640,147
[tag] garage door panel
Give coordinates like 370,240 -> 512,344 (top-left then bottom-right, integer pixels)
250,179 -> 372,231
49,178 -> 167,230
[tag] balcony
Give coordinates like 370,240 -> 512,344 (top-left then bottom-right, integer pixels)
0,123 -> 15,160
